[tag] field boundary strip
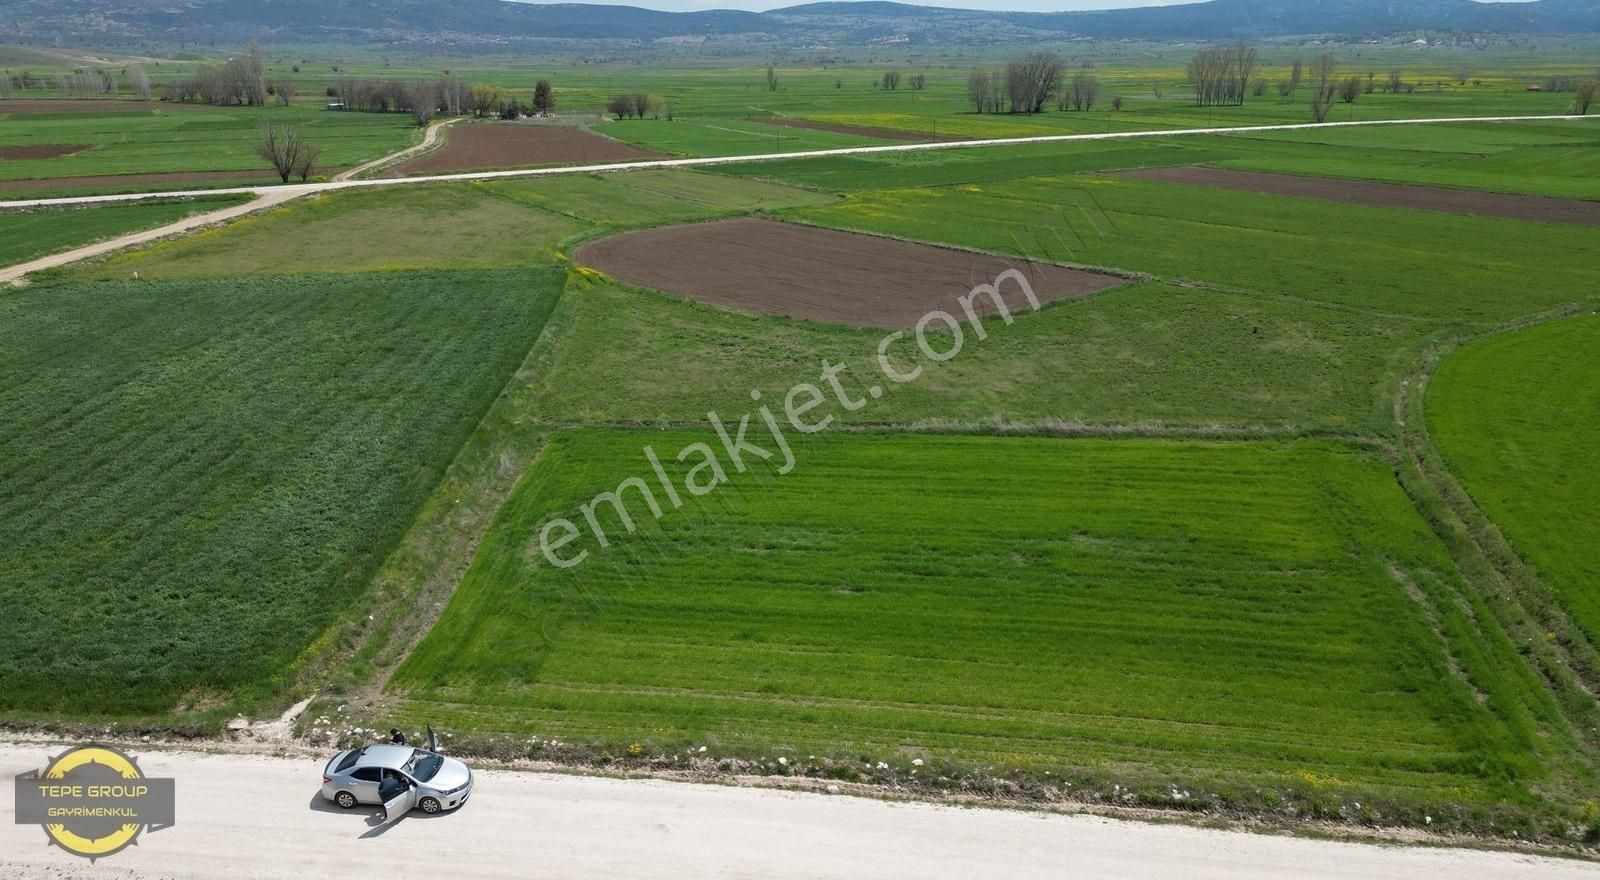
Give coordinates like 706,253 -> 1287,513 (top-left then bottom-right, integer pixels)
4,114 -> 1595,210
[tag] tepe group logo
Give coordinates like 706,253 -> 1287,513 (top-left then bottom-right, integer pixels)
13,744 -> 176,862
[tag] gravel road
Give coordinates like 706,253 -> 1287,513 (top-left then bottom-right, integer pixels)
1,744 -> 1592,879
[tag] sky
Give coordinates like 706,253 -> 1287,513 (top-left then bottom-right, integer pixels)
508,0 -> 1531,14
513,0 -> 1201,12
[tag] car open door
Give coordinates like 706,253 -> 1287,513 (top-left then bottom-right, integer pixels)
426,724 -> 439,753
381,783 -> 416,826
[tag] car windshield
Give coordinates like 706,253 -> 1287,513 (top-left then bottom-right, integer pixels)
406,750 -> 443,782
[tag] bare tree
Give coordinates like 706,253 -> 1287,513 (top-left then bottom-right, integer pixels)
128,64 -> 152,100
1310,54 -> 1338,94
1004,52 -> 1062,114
1338,75 -> 1361,104
470,84 -> 500,118
533,79 -> 555,114
908,72 -> 926,90
271,77 -> 295,106
882,70 -> 901,90
228,41 -> 267,106
1303,54 -> 1339,123
1387,69 -> 1404,93
1061,69 -> 1099,111
1453,64 -> 1472,85
1232,44 -> 1259,104
440,75 -> 466,116
407,81 -> 439,126
1577,80 -> 1598,115
633,93 -> 652,119
1278,56 -> 1303,99
1188,44 -> 1258,107
257,122 -> 309,183
607,94 -> 633,119
1310,89 -> 1335,123
967,68 -> 992,113
765,64 -> 778,92
1111,95 -> 1123,111
294,142 -> 320,182
331,72 -> 354,108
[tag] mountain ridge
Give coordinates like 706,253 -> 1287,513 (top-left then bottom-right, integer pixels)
3,0 -> 1596,49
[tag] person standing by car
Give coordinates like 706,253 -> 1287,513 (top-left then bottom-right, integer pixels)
389,728 -> 407,745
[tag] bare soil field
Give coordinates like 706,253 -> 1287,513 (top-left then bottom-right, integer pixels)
0,144 -> 87,160
762,117 -> 958,142
0,169 -> 297,194
1120,166 -> 1600,225
0,99 -> 202,114
574,217 -> 1126,327
390,123 -> 662,175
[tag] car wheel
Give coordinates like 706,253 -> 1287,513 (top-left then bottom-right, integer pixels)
335,791 -> 357,809
419,797 -> 442,815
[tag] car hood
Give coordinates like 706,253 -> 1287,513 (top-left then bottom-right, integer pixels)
425,758 -> 471,791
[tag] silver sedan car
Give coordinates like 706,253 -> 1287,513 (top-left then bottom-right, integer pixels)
321,735 -> 473,822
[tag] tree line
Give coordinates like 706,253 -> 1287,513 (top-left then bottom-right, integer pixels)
605,93 -> 674,120
329,77 -> 554,125
1186,45 -> 1258,107
966,53 -> 1106,115
167,42 -> 269,106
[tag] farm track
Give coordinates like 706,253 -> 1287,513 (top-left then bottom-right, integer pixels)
0,188 -> 307,284
5,113 -> 1593,211
1,119 -> 447,283
1,114 -> 1590,285
333,115 -> 460,181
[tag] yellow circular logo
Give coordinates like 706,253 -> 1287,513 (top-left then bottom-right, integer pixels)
15,745 -> 177,862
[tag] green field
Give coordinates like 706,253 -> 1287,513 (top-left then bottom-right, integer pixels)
72,184 -> 585,279
528,281 -> 1423,432
1428,314 -> 1600,641
769,163 -> 1600,323
393,431 -> 1555,813
0,269 -> 561,716
69,170 -> 835,279
0,103 -> 416,194
0,195 -> 245,266
4,41 -> 1600,844
2,45 -> 1593,190
263,55 -> 1592,155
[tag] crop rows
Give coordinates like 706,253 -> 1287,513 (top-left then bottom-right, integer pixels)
0,269 -> 562,715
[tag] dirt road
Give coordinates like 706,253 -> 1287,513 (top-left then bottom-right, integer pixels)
0,188 -> 308,284
0,118 -> 452,284
6,114 -> 1594,211
0,744 -> 1590,879
333,117 -> 458,182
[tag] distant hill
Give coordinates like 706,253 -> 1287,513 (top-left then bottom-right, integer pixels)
3,0 -> 1598,49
